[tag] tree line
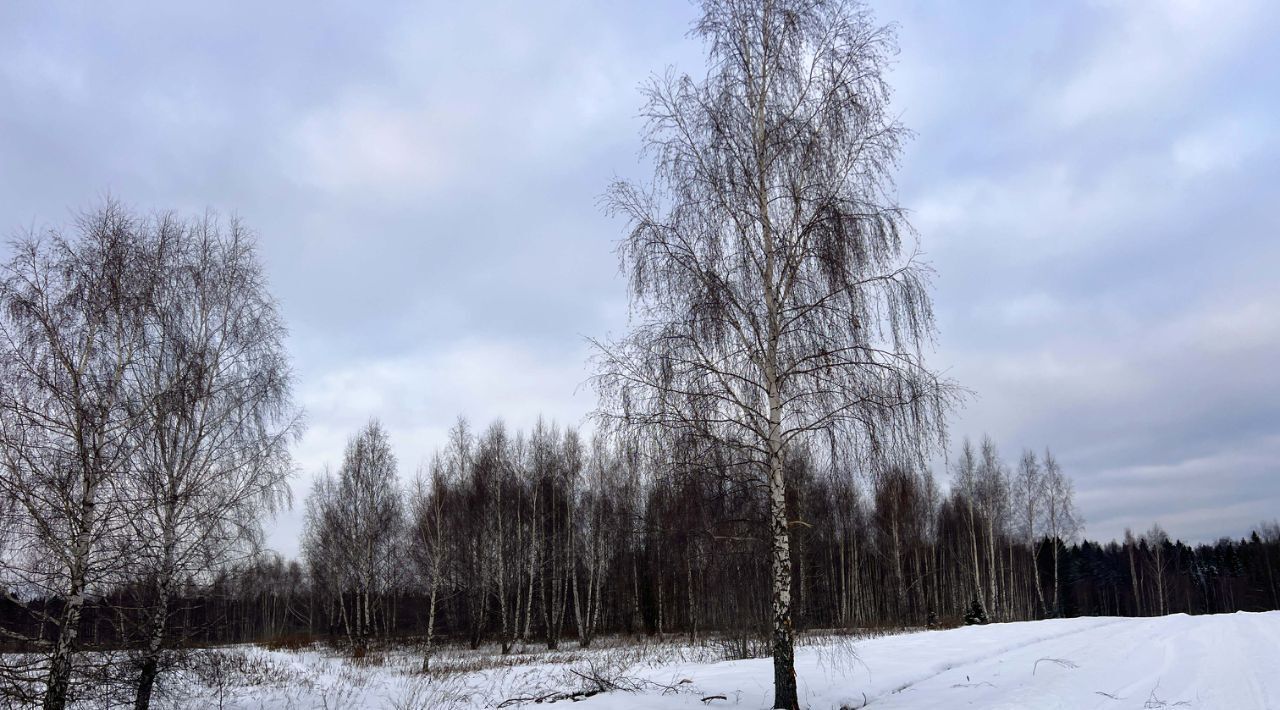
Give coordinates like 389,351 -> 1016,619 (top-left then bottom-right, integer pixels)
291,419 -> 1280,662
14,415 -> 1274,671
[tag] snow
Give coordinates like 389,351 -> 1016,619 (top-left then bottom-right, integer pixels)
160,612 -> 1280,709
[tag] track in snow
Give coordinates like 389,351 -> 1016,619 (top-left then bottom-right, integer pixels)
574,612 -> 1280,710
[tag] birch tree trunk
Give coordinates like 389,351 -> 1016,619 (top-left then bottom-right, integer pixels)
43,475 -> 98,710
133,510 -> 176,710
766,369 -> 798,709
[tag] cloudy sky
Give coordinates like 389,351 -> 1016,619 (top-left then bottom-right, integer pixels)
2,1 -> 1277,556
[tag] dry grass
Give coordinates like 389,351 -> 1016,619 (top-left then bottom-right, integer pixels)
260,633 -> 319,652
167,627 -> 905,709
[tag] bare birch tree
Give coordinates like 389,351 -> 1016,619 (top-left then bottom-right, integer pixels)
0,204 -> 153,710
472,419 -> 524,654
1123,527 -> 1143,615
1042,450 -> 1080,616
976,436 -> 1007,620
1012,449 -> 1047,616
301,420 -> 402,651
571,432 -> 616,648
592,1 -> 953,704
1144,523 -> 1170,617
953,439 -> 985,618
408,458 -> 449,672
1258,520 -> 1280,611
123,212 -> 299,710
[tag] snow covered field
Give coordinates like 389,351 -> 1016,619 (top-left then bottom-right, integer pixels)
154,612 -> 1279,709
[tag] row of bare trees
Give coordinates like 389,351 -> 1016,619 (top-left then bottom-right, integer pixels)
300,415 -> 1088,650
20,423 -> 1273,661
0,204 -> 299,709
301,418 -> 633,668
289,420 -> 1279,665
75,500 -> 1276,653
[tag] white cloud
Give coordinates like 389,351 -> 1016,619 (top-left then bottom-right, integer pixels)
1172,115 -> 1274,177
1050,0 -> 1263,127
285,2 -> 692,203
1180,293 -> 1280,357
1080,434 -> 1280,541
0,44 -> 88,101
991,292 -> 1063,326
296,337 -> 594,472
267,336 -> 595,556
915,160 -> 1159,263
291,98 -> 466,196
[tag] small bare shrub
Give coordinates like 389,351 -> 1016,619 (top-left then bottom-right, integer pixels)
261,633 -> 317,652
715,632 -> 770,661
